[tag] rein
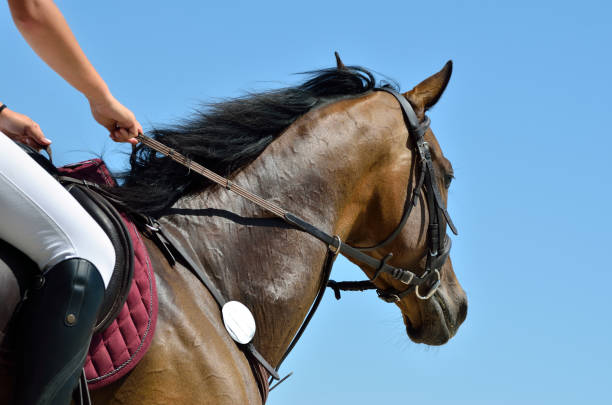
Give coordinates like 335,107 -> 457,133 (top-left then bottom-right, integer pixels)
133,87 -> 458,381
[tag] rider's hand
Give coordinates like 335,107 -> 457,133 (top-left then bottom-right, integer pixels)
89,95 -> 142,145
0,108 -> 51,151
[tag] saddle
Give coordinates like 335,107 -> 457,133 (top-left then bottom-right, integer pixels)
17,143 -> 134,333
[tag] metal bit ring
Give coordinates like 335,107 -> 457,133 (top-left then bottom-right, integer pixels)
415,269 -> 441,300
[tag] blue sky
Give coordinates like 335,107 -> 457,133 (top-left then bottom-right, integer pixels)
2,1 -> 611,403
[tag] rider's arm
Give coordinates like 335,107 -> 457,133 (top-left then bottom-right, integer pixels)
8,0 -> 141,143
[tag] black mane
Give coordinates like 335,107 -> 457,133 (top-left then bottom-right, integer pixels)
111,66 -> 382,216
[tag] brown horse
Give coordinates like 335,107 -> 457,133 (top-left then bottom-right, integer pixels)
0,58 -> 467,404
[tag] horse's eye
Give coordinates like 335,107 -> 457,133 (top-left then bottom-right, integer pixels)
444,174 -> 454,189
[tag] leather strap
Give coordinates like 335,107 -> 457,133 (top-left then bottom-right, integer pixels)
284,213 -> 425,285
152,223 -> 280,380
276,249 -> 337,369
74,370 -> 92,405
156,226 -> 226,306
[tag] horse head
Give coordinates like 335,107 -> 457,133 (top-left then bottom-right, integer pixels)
337,59 -> 467,345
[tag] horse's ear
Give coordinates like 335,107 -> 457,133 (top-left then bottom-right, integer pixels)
335,51 -> 347,70
405,60 -> 452,114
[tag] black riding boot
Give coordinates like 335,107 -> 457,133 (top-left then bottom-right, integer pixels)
14,258 -> 104,405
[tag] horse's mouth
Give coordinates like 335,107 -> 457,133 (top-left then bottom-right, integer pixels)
403,292 -> 462,346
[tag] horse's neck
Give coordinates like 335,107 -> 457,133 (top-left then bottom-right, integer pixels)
161,94 -> 390,365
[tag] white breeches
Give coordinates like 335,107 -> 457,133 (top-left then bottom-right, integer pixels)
0,132 -> 114,288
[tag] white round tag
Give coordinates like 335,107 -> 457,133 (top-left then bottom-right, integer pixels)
221,301 -> 256,344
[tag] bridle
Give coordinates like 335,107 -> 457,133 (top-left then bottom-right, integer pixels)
325,87 -> 458,303
133,86 -> 458,379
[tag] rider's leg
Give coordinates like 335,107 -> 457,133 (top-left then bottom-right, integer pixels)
0,133 -> 115,404
16,259 -> 104,405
